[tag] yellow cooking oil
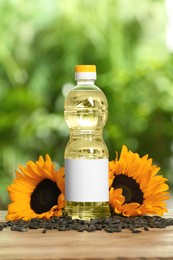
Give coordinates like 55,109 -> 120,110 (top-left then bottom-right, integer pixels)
64,65 -> 110,220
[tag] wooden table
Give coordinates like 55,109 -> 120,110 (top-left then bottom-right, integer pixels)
0,211 -> 173,260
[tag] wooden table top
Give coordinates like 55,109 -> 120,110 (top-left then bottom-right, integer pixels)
0,210 -> 173,260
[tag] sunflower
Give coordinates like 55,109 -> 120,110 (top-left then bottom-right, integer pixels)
7,155 -> 65,221
109,145 -> 170,217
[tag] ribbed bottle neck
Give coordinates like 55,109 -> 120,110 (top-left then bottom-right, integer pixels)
77,80 -> 95,85
69,129 -> 103,137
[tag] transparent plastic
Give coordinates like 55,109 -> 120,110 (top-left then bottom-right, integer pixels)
64,79 -> 110,219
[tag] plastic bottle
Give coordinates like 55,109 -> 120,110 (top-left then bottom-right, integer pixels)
64,65 -> 110,219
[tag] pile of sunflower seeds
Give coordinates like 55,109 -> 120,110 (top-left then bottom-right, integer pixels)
0,215 -> 173,234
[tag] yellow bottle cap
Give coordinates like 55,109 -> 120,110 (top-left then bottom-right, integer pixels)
75,65 -> 96,72
75,65 -> 97,80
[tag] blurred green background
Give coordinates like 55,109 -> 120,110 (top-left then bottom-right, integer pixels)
0,0 -> 173,209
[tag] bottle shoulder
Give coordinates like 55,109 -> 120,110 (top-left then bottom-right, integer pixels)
65,84 -> 108,110
72,84 -> 100,91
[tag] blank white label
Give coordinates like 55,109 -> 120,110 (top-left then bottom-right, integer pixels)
65,159 -> 109,202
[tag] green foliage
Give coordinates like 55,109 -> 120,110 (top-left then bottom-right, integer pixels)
0,0 -> 173,209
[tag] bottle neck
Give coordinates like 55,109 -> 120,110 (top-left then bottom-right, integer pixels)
77,79 -> 95,85
69,129 -> 103,137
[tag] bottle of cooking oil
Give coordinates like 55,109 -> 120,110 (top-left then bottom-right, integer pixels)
64,65 -> 110,219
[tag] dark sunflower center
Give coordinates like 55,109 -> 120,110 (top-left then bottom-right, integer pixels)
30,179 -> 61,214
112,174 -> 144,204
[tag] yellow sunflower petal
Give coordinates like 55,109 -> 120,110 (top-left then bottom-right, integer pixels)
109,188 -> 125,210
7,154 -> 65,221
109,145 -> 170,216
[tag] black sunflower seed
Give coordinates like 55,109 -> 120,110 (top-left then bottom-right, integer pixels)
11,225 -> 28,232
77,227 -> 85,232
131,229 -> 141,233
143,225 -> 149,231
104,227 -> 114,233
29,223 -> 40,229
42,228 -> 47,233
0,225 -> 3,231
2,214 -> 173,234
87,225 -> 96,232
58,226 -> 67,231
95,224 -> 102,230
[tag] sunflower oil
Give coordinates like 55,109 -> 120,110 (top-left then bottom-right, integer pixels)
64,65 -> 110,220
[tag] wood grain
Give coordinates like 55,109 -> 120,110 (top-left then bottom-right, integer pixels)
1,211 -> 173,260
